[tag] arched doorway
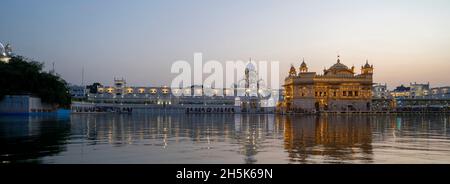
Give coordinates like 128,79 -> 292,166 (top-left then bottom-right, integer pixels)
315,102 -> 320,112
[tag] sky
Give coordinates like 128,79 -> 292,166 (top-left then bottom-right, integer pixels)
1,0 -> 450,89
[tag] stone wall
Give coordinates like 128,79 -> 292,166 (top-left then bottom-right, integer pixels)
0,95 -> 55,114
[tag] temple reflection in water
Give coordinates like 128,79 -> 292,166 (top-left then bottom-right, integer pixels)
281,115 -> 373,163
68,114 -> 379,163
2,113 -> 449,163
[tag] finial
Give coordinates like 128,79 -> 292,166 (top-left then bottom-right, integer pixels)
337,55 -> 340,63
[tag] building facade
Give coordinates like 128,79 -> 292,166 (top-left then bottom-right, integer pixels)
390,85 -> 410,98
74,62 -> 279,113
282,56 -> 373,113
410,82 -> 430,97
373,83 -> 390,99
0,95 -> 56,114
430,86 -> 450,99
390,83 -> 430,99
376,84 -> 449,112
68,85 -> 87,100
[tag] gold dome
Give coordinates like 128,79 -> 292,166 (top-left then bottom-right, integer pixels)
363,59 -> 372,68
329,62 -> 349,71
324,55 -> 354,75
299,58 -> 308,73
289,64 -> 297,76
300,61 -> 307,68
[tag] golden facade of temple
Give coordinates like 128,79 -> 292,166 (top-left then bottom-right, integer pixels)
281,56 -> 373,113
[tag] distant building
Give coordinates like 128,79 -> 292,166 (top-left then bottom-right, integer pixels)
371,83 -> 394,111
390,85 -> 410,99
74,62 -> 278,114
387,84 -> 449,112
372,83 -> 390,99
281,56 -> 373,113
68,85 -> 87,99
430,86 -> 450,99
410,82 -> 430,97
390,83 -> 430,99
93,79 -> 181,106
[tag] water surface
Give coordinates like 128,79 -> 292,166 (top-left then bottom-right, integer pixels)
1,114 -> 449,164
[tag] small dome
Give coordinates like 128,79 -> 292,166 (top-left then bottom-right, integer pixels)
323,55 -> 354,75
299,58 -> 308,73
290,64 -> 296,70
363,60 -> 371,68
246,61 -> 256,72
289,65 -> 297,76
329,62 -> 349,71
328,55 -> 349,71
300,59 -> 307,68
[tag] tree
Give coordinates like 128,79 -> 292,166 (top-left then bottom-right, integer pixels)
87,82 -> 102,94
0,56 -> 71,108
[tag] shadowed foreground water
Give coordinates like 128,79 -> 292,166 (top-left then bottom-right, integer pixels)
1,114 -> 450,164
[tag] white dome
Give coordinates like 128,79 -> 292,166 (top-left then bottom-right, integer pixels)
246,62 -> 256,72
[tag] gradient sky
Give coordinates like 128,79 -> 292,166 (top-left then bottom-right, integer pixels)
1,0 -> 450,89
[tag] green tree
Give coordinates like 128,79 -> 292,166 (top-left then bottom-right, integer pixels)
0,56 -> 71,108
87,82 -> 102,94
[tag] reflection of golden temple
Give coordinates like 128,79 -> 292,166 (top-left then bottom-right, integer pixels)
281,56 -> 373,113
283,115 -> 373,163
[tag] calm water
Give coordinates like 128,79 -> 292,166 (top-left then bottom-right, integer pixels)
1,113 -> 450,164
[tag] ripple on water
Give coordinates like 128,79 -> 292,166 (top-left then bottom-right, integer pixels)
2,114 -> 450,164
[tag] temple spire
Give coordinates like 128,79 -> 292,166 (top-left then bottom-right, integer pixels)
289,64 -> 297,77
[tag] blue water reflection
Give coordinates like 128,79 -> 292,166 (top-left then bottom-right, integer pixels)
1,114 -> 449,164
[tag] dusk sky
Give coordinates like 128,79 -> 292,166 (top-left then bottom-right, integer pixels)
1,0 -> 450,89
